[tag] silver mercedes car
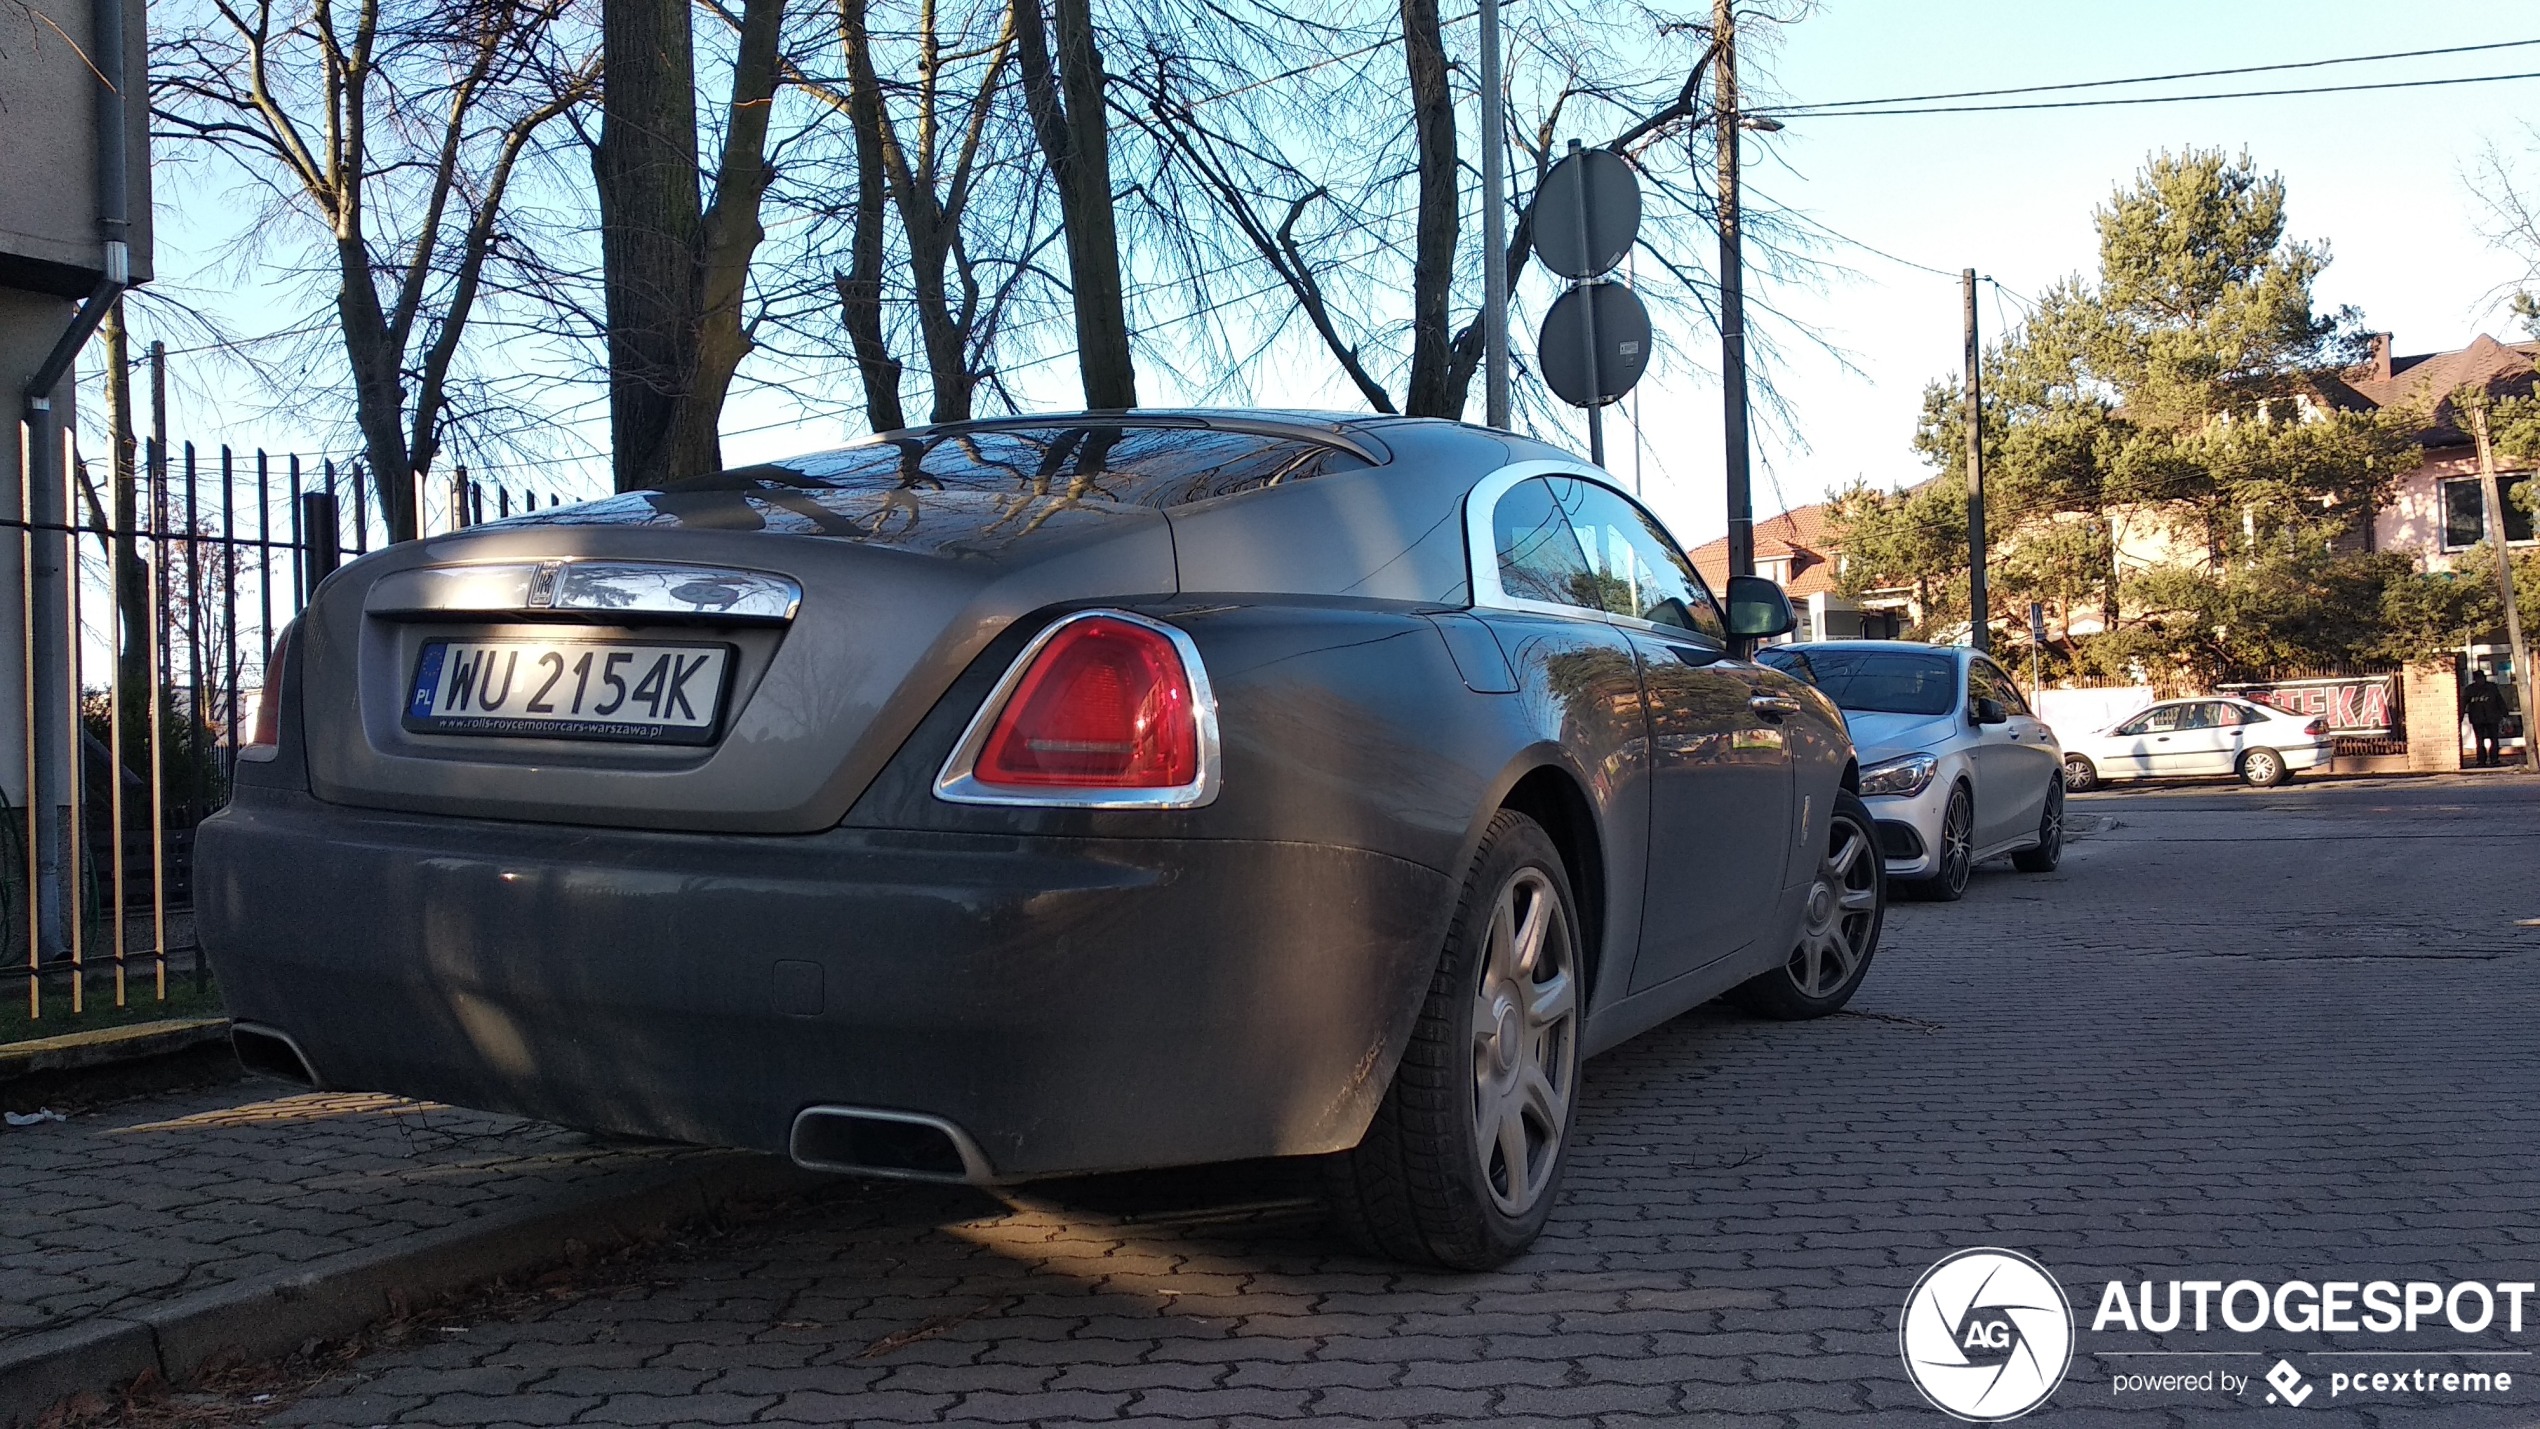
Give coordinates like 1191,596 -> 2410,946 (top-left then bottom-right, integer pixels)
1756,641 -> 2064,900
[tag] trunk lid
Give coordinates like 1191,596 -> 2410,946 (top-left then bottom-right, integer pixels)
297,485 -> 1176,833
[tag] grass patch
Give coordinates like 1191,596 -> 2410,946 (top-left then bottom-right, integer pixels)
0,968 -> 225,1047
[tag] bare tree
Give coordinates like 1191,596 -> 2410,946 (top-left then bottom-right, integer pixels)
1012,0 -> 1134,409
154,0 -> 597,538
1101,1 -> 1826,440
835,0 -> 1022,424
594,0 -> 786,489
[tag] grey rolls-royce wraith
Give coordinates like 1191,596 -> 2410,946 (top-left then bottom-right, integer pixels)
200,411 -> 1885,1268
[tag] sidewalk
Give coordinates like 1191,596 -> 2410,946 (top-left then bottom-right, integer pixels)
0,1065 -> 813,1424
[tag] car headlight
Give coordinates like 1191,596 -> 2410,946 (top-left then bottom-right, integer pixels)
1859,752 -> 1938,798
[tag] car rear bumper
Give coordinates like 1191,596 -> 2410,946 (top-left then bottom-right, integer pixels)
197,787 -> 1452,1181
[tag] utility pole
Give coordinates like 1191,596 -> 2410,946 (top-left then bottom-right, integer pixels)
1565,139 -> 1605,468
1713,0 -> 1754,578
1963,268 -> 1990,654
2465,400 -> 2537,772
1478,0 -> 1510,429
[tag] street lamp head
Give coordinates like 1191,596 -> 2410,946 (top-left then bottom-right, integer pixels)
1741,115 -> 1785,132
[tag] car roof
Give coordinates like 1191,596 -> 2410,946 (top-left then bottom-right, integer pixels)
533,410 -> 1603,605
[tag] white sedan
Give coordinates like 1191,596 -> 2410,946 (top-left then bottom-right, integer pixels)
2060,696 -> 2333,790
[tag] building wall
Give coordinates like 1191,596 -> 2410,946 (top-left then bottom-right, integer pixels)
0,0 -> 155,291
0,287 -> 80,805
2371,448 -> 2535,573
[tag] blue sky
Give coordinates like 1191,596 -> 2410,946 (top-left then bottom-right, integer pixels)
127,0 -> 2540,550
1607,0 -> 2537,547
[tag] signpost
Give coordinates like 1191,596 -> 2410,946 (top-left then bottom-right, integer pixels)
1532,141 -> 1652,467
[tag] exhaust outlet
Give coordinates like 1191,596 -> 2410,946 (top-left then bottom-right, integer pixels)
789,1106 -> 993,1183
230,1023 -> 321,1087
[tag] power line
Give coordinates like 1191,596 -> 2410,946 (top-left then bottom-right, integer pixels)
1770,36 -> 2540,114
1770,67 -> 2540,119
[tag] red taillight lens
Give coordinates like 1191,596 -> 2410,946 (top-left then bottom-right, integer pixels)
974,616 -> 1198,788
2304,718 -> 2328,737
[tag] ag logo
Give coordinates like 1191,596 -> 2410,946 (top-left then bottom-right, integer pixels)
1900,1248 -> 2075,1421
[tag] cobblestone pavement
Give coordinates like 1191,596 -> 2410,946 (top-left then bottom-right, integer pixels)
0,1082 -> 716,1343
143,778 -> 2540,1423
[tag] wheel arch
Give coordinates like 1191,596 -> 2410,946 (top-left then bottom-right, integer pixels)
1495,761 -> 1607,1007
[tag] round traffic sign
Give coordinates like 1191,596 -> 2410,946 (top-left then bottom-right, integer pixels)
1539,282 -> 1653,407
1532,148 -> 1641,280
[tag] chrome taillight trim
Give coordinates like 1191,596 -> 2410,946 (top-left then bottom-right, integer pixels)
933,609 -> 1222,810
367,560 -> 802,624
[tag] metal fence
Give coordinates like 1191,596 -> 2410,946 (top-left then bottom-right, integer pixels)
8,421 -> 564,1026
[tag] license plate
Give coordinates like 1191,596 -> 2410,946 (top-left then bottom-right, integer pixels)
406,640 -> 731,744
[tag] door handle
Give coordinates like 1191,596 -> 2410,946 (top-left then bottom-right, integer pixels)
1749,694 -> 1803,718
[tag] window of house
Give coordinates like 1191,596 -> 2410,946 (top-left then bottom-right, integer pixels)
2441,474 -> 2535,549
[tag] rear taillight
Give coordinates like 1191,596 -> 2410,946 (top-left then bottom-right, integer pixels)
2304,718 -> 2328,737
239,620 -> 295,762
937,612 -> 1218,807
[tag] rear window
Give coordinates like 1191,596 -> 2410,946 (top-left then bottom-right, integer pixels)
662,425 -> 1363,509
1758,648 -> 1958,716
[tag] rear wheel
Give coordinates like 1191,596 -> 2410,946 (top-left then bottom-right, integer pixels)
1901,784 -> 1973,902
1325,810 -> 1581,1269
2239,747 -> 2287,787
2011,780 -> 2064,873
1731,791 -> 1884,1019
2062,754 -> 2098,792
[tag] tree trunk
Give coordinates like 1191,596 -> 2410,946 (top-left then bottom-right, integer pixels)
336,234 -> 421,541
836,0 -> 905,432
677,0 -> 787,478
595,0 -> 704,492
1014,0 -> 1135,409
1398,0 -> 1458,417
102,301 -> 150,760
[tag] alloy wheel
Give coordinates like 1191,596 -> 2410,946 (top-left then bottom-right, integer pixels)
1471,866 -> 1578,1220
2244,750 -> 2281,785
1787,813 -> 1881,998
1938,789 -> 1973,894
2040,785 -> 2065,856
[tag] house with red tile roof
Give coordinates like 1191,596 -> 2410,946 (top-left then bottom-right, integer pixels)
1687,502 -> 1910,643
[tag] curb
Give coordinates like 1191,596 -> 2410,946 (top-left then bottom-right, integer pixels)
0,1018 -> 232,1081
0,1148 -> 824,1426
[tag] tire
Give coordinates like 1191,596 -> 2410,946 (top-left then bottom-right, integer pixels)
2239,747 -> 2287,787
1899,783 -> 1973,902
2011,779 -> 2064,873
2062,754 -> 2098,793
1325,809 -> 1583,1269
1730,790 -> 1885,1019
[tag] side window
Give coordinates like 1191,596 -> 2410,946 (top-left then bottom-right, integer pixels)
1965,659 -> 2002,712
1551,478 -> 1728,639
2178,702 -> 2227,731
1491,478 -> 1601,612
1977,660 -> 2031,715
2114,705 -> 2183,736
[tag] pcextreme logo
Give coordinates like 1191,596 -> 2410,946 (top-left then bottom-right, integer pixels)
1900,1248 -> 2076,1422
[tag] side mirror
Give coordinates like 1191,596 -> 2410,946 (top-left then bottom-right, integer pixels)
1724,574 -> 1795,640
1972,697 -> 2008,726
